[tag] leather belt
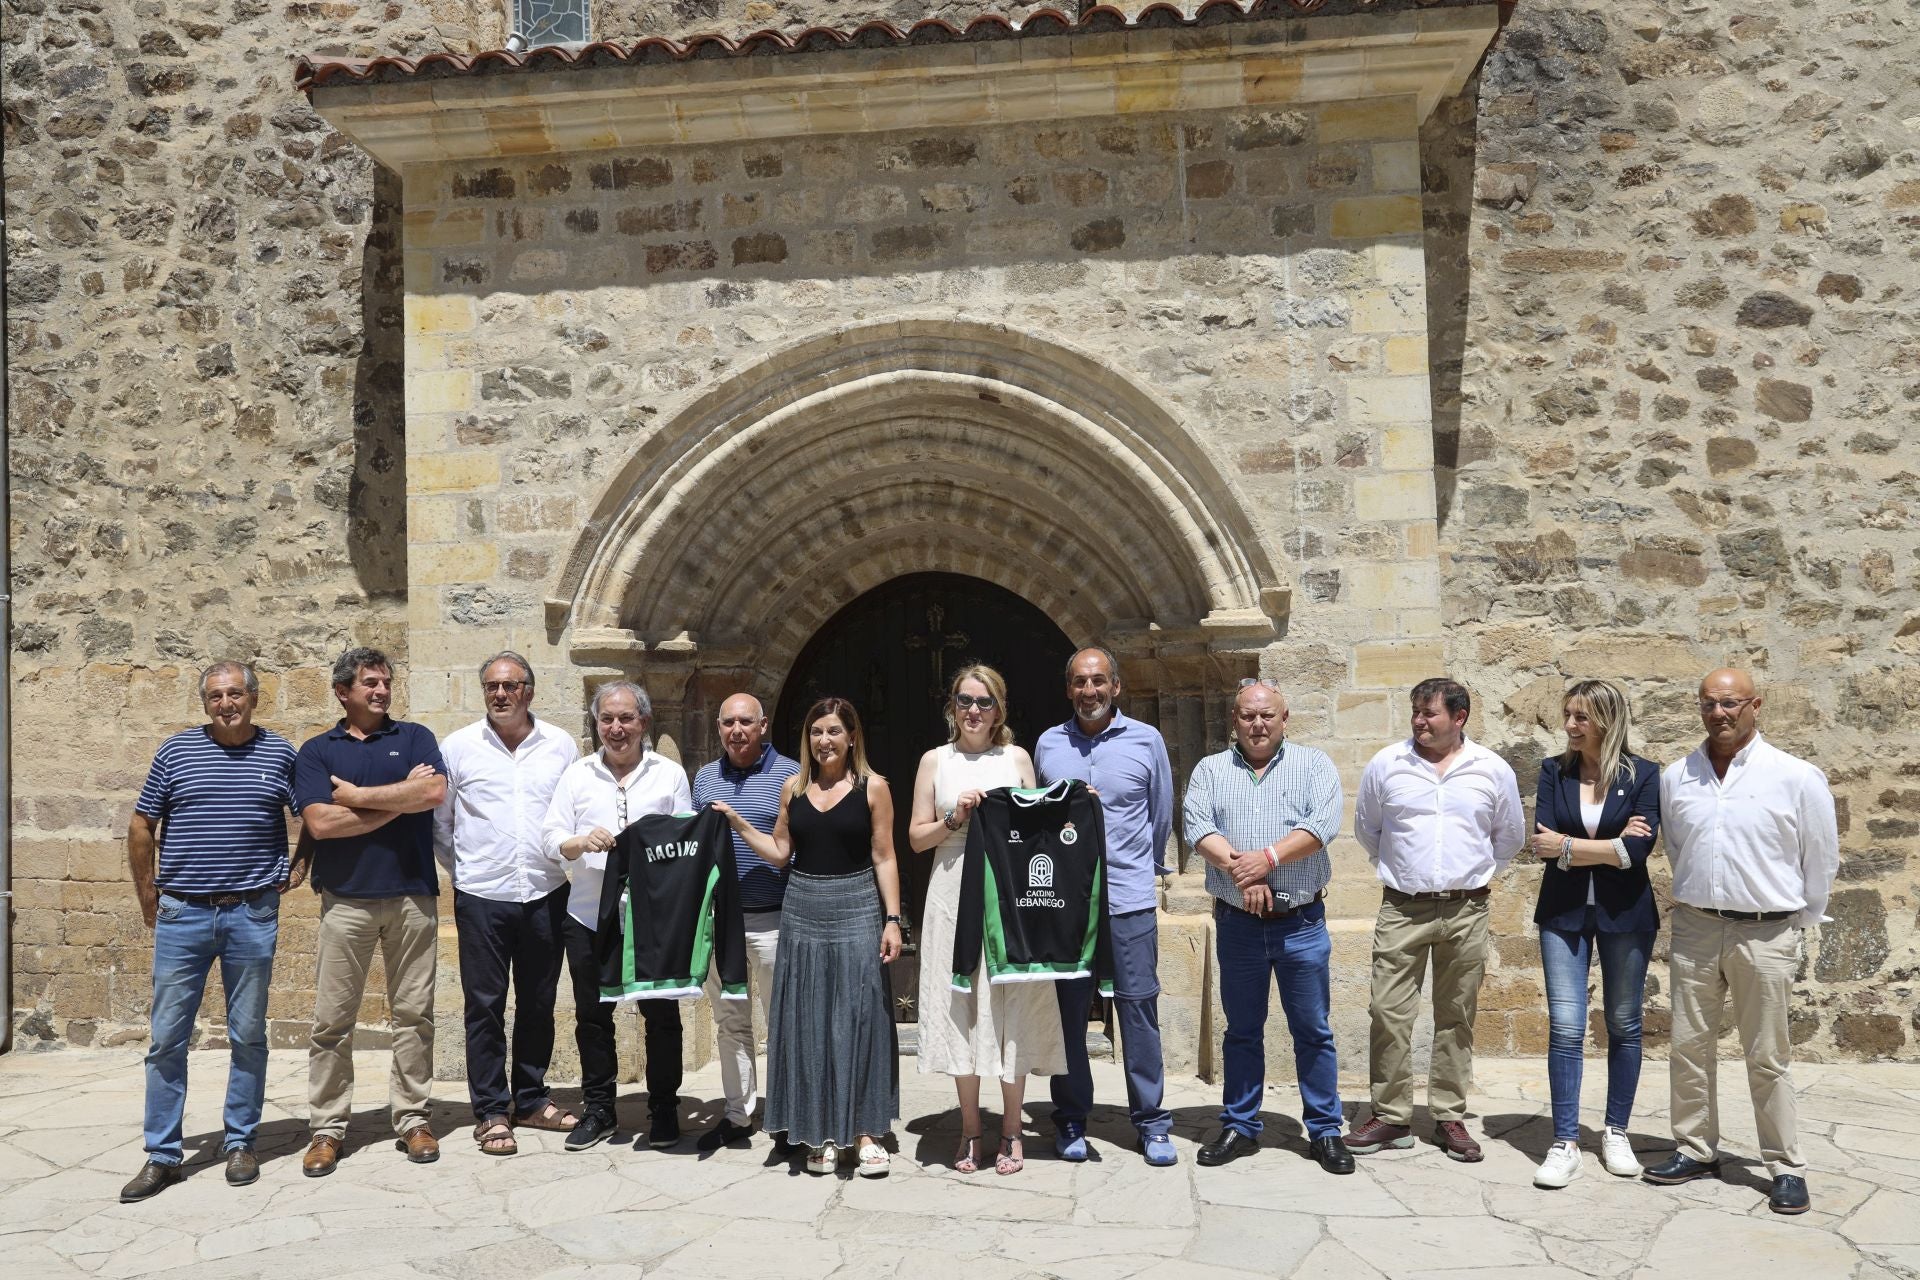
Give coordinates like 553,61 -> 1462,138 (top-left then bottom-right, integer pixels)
1218,890 -> 1325,921
1384,885 -> 1490,903
162,888 -> 277,907
1697,905 -> 1793,923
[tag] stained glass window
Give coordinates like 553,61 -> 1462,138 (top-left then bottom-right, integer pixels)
515,0 -> 590,47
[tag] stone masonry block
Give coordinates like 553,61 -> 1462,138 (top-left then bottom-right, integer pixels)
1383,337 -> 1429,376
1353,640 -> 1447,690
405,370 -> 474,417
406,295 -> 475,336
1317,98 -> 1417,143
413,543 -> 501,586
411,452 -> 501,495
1345,562 -> 1439,610
1352,472 -> 1436,521
1331,196 -> 1423,239
1347,376 -> 1431,424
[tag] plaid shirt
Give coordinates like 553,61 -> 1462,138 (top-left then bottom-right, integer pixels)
1182,741 -> 1343,910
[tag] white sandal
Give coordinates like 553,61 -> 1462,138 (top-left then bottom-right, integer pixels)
805,1142 -> 838,1175
856,1142 -> 890,1178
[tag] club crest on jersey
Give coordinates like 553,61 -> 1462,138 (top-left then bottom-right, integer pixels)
1059,821 -> 1078,846
1028,853 -> 1055,891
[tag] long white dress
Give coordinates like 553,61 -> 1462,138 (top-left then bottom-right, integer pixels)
916,744 -> 1068,1082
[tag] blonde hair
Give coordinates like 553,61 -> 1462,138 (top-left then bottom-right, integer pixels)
1560,679 -> 1636,785
944,664 -> 1015,747
796,696 -> 881,788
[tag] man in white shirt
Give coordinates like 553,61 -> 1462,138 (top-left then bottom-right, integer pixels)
1644,668 -> 1839,1216
541,681 -> 692,1152
1347,678 -> 1524,1163
433,653 -> 580,1156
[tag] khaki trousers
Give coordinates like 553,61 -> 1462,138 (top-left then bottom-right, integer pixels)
1368,889 -> 1490,1125
308,892 -> 438,1140
704,909 -> 781,1126
1668,903 -> 1804,1177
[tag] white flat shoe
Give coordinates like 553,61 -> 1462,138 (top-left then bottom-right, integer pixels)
806,1143 -> 837,1175
1601,1126 -> 1641,1177
1534,1141 -> 1582,1189
856,1142 -> 890,1178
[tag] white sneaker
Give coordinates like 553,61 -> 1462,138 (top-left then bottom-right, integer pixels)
1601,1127 -> 1640,1177
1534,1141 -> 1583,1189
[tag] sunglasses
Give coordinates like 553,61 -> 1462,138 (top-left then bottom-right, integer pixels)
954,693 -> 998,711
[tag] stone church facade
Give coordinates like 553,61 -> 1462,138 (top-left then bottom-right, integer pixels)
5,0 -> 1915,1072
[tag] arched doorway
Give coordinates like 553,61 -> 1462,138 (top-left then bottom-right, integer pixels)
771,572 -> 1077,944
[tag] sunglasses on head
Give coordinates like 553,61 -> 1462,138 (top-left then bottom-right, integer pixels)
954,693 -> 998,711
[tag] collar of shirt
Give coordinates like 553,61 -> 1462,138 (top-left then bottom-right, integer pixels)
1062,708 -> 1133,745
720,743 -> 774,782
1230,741 -> 1285,780
1664,732 -> 1837,923
1691,730 -> 1763,781
555,747 -> 691,927
327,716 -> 400,741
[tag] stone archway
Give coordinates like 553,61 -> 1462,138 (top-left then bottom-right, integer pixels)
553,317 -> 1289,791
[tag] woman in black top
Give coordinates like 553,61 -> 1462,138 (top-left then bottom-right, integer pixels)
1527,678 -> 1661,1190
716,696 -> 904,1176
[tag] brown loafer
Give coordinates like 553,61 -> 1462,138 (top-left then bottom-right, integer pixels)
397,1127 -> 440,1164
302,1135 -> 343,1178
1433,1120 -> 1484,1163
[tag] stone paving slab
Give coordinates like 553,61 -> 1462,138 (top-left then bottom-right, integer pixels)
0,1048 -> 1914,1279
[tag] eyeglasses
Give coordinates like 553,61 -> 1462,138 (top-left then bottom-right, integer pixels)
1238,678 -> 1279,690
481,680 -> 528,694
1698,697 -> 1756,713
954,693 -> 998,711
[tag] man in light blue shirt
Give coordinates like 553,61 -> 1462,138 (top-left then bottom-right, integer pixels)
1033,647 -> 1176,1166
1183,679 -> 1351,1174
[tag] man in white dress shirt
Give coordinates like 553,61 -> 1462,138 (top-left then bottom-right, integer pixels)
434,653 -> 581,1155
1347,678 -> 1524,1163
1644,668 -> 1838,1216
541,681 -> 693,1152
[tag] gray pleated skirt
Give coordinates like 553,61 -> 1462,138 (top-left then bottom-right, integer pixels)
764,869 -> 899,1147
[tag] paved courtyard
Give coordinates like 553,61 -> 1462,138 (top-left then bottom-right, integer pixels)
1,1047 -> 1914,1279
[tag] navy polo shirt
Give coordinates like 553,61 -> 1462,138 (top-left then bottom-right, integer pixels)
295,718 -> 446,898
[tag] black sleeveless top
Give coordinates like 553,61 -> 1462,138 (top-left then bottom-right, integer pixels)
787,779 -> 873,878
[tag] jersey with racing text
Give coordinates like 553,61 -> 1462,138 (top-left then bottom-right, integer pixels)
594,807 -> 748,1003
952,780 -> 1113,994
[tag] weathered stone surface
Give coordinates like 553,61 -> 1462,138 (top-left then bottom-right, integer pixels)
1754,378 -> 1813,423
1818,889 -> 1891,982
1735,291 -> 1813,328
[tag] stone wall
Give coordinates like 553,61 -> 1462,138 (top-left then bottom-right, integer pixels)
1431,1 -> 1919,1062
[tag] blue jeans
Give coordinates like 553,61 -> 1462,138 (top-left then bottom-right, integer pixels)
143,890 -> 280,1165
1539,912 -> 1653,1141
1052,907 -> 1170,1139
1215,898 -> 1342,1140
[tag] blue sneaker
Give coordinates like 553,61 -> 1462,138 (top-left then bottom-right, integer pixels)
1139,1134 -> 1178,1167
1054,1123 -> 1089,1162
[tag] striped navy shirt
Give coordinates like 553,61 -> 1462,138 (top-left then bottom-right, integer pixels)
1182,741 -> 1344,910
134,726 -> 298,894
691,744 -> 799,911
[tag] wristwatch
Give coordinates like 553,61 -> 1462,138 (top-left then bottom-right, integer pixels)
883,914 -> 904,925
942,807 -> 962,831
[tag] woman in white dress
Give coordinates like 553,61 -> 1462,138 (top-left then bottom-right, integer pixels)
907,664 -> 1066,1175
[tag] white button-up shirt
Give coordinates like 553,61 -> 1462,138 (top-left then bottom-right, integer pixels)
432,716 -> 580,903
1354,735 -> 1525,893
1661,733 -> 1840,927
541,749 -> 691,928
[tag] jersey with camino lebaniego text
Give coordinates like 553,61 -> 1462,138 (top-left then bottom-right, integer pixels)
594,806 -> 748,1003
953,779 -> 1113,995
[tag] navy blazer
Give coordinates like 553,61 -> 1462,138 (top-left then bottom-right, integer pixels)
1532,753 -> 1662,934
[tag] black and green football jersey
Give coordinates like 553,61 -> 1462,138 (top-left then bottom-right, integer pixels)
594,806 -> 748,1002
952,779 -> 1113,994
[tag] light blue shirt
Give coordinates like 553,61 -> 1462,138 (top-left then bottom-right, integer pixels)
1183,742 -> 1343,910
1033,710 -> 1173,914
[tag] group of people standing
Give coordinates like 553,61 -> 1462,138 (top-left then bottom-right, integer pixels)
119,643 -> 1838,1220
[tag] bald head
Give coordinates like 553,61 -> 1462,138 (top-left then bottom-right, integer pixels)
1698,667 -> 1762,760
717,692 -> 769,768
1234,680 -> 1288,714
1230,680 -> 1288,764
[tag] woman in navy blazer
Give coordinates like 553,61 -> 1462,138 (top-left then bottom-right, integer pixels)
1527,679 -> 1661,1189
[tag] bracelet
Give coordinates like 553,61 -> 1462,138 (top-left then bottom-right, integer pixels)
1557,835 -> 1573,872
1264,845 -> 1279,870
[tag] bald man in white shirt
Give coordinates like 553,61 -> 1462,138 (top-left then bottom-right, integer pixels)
1644,669 -> 1839,1216
1347,678 -> 1524,1164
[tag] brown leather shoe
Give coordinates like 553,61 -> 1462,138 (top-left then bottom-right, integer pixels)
1433,1120 -> 1484,1163
397,1127 -> 440,1164
302,1135 -> 343,1178
1345,1115 -> 1414,1154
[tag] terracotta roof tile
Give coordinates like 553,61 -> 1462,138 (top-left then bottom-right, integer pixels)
293,0 -> 1416,94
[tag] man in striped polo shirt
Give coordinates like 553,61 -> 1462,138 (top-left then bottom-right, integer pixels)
689,692 -> 798,1149
1183,678 -> 1352,1175
121,661 -> 302,1202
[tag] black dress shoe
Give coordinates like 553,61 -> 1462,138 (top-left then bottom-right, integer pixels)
1311,1134 -> 1356,1175
1769,1174 -> 1811,1215
120,1161 -> 182,1203
1196,1129 -> 1259,1167
1643,1152 -> 1721,1185
225,1148 -> 260,1186
696,1118 -> 754,1152
565,1111 -> 617,1152
647,1108 -> 681,1149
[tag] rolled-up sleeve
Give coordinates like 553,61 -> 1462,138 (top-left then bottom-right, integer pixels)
1299,756 -> 1344,850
